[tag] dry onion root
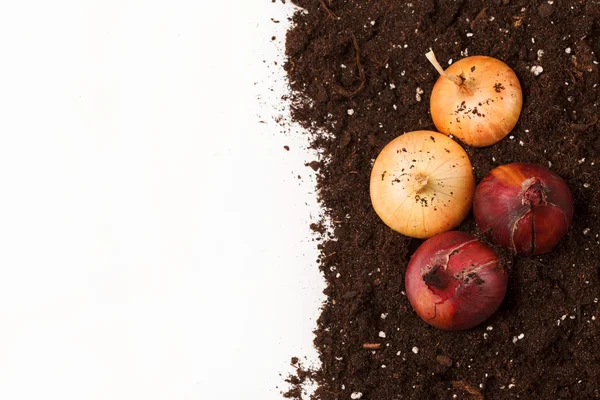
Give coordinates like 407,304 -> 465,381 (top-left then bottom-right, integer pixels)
370,131 -> 475,239
426,50 -> 523,148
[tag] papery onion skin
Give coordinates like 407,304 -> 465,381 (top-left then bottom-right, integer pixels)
430,56 -> 522,148
370,131 -> 475,239
405,231 -> 507,331
473,163 -> 574,255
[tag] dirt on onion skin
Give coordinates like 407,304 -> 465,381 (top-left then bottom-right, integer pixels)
281,0 -> 600,399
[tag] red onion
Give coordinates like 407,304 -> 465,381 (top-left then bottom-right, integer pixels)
405,231 -> 507,331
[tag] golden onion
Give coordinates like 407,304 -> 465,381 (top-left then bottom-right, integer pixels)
426,51 -> 523,148
370,131 -> 475,238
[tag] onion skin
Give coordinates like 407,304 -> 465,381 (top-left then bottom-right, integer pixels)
430,56 -> 522,147
473,163 -> 574,255
370,131 -> 475,239
405,231 -> 507,331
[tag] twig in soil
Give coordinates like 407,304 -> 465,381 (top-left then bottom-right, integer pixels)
512,15 -> 525,28
362,343 -> 381,350
451,381 -> 484,399
572,57 -> 585,78
570,115 -> 599,132
320,0 -> 339,20
333,34 -> 366,97
369,55 -> 390,69
470,8 -> 487,29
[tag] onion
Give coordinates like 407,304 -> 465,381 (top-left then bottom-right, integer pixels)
473,163 -> 574,255
370,131 -> 475,239
405,231 -> 507,331
426,50 -> 523,147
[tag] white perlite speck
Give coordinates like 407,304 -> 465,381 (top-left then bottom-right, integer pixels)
416,87 -> 424,102
381,313 -> 388,320
583,228 -> 591,235
508,384 -> 516,389
512,336 -> 519,344
579,158 -> 586,164
531,65 -> 544,76
466,33 -> 474,37
487,326 -> 493,331
390,83 -> 396,89
412,347 -> 419,354
448,59 -> 453,65
370,21 -> 376,26
509,135 -> 515,140
350,392 -> 363,399
347,109 -> 355,116
584,183 -> 591,188
519,140 -> 524,146
379,331 -> 386,338
537,49 -> 544,60
518,333 -> 525,340
565,47 -> 572,54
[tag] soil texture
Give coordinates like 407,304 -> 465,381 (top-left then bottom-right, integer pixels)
281,0 -> 600,398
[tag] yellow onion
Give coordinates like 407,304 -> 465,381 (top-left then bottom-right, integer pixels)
370,131 -> 475,238
426,51 -> 523,147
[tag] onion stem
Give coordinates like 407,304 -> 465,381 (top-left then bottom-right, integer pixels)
425,50 -> 464,87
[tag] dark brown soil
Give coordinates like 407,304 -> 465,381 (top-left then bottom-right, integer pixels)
281,0 -> 600,399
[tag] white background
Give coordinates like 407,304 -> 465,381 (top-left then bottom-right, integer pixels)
0,1 -> 322,399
